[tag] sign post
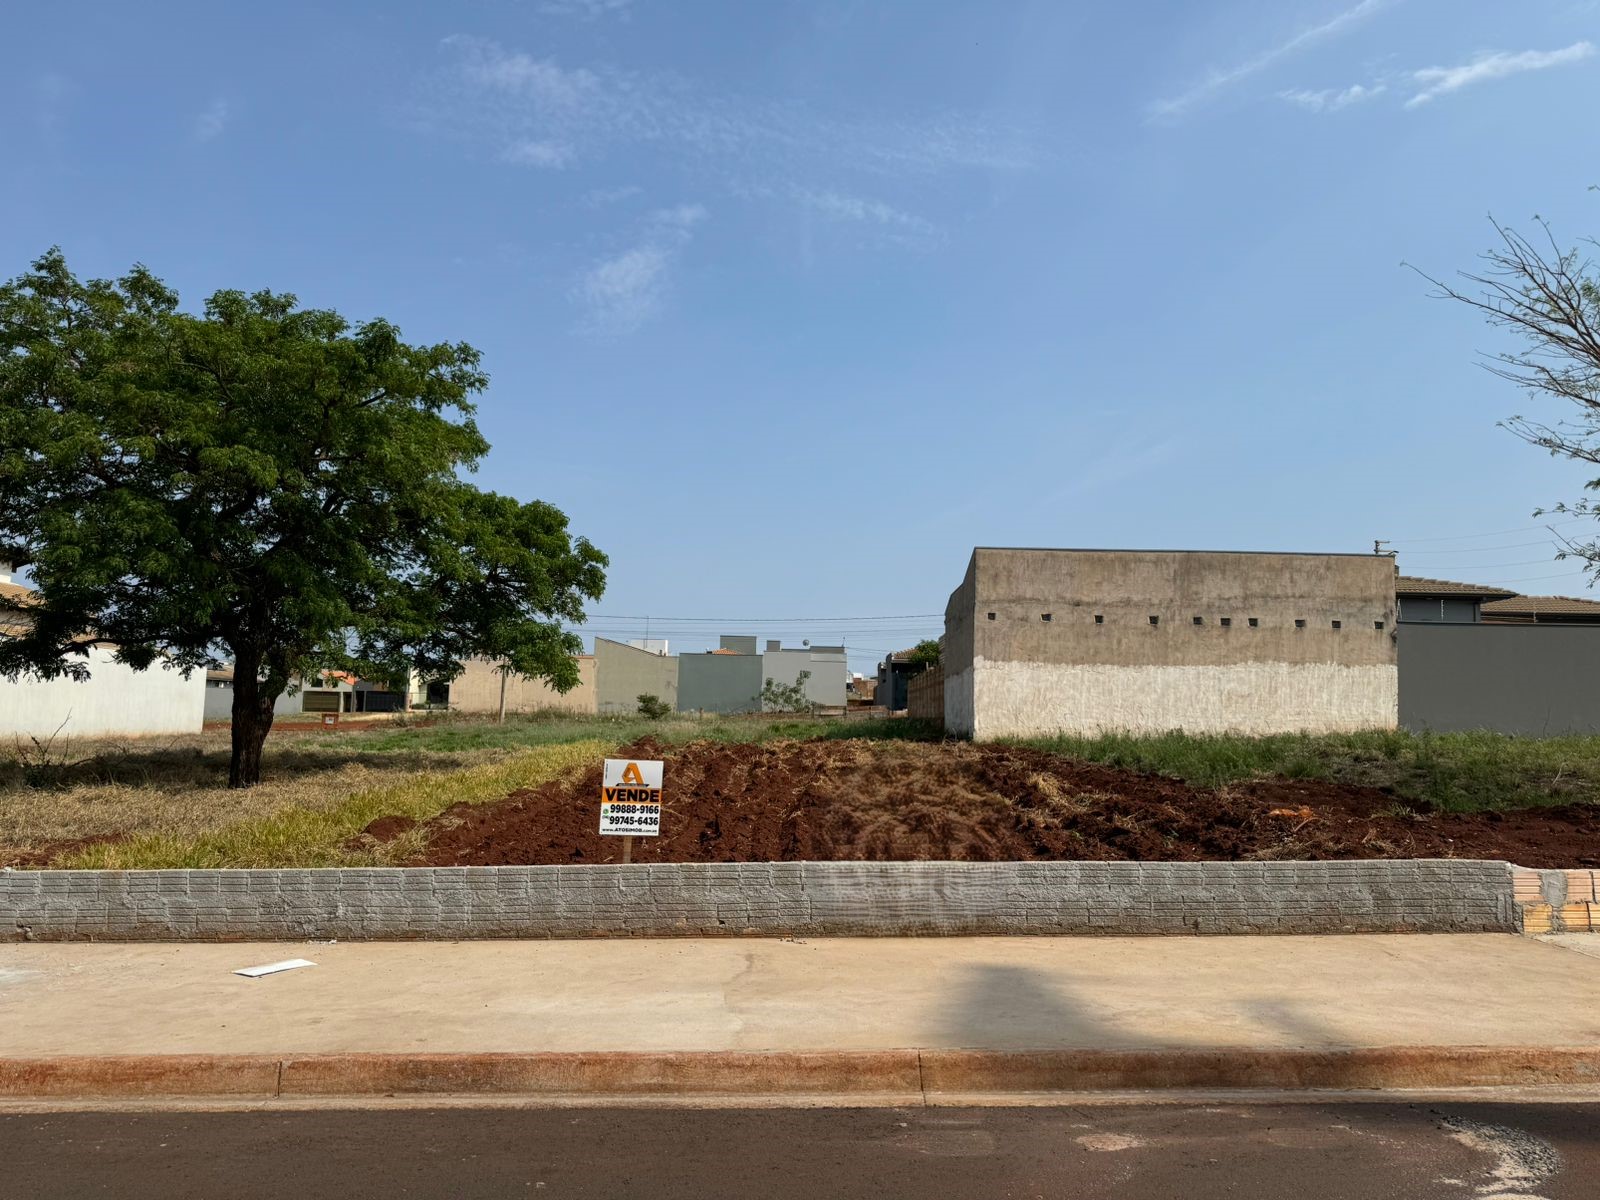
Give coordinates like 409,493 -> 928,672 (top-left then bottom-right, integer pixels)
599,758 -> 663,864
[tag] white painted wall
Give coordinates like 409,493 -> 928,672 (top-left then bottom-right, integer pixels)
965,658 -> 1397,739
944,665 -> 976,736
0,648 -> 205,738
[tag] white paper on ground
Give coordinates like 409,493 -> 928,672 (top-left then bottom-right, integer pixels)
233,958 -> 317,978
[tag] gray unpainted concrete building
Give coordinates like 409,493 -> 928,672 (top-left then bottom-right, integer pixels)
678,648 -> 764,714
762,641 -> 846,710
675,636 -> 848,713
593,638 -> 679,714
943,548 -> 1398,738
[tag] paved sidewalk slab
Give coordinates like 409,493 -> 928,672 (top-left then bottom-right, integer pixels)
4,935 -> 1599,1098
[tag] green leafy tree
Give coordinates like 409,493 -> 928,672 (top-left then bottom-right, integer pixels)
905,638 -> 941,666
0,251 -> 606,786
761,669 -> 813,714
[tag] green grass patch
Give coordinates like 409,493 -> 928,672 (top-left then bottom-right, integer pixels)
58,739 -> 608,870
354,710 -> 941,755
1011,728 -> 1600,813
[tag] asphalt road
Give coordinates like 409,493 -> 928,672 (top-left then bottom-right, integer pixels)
2,1101 -> 1594,1198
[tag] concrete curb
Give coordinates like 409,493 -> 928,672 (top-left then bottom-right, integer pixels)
5,1046 -> 1599,1101
2,859 -> 1520,941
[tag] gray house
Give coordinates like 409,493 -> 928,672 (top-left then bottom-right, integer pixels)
678,638 -> 764,714
675,635 -> 847,713
1396,574 -> 1600,734
1394,576 -> 1516,623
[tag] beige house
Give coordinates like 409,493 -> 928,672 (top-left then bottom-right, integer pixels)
445,655 -> 596,715
593,638 -> 679,714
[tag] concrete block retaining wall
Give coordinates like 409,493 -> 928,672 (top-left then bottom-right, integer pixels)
1,860 -> 1518,942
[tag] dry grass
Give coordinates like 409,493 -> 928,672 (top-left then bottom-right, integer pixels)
51,739 -> 606,870
0,726 -> 604,868
0,729 -> 471,852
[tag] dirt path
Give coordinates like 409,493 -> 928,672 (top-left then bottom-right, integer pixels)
383,737 -> 1600,868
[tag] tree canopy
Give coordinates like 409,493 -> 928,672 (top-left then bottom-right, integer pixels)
0,250 -> 605,784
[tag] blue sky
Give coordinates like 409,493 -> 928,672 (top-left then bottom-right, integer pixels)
5,1 -> 1600,672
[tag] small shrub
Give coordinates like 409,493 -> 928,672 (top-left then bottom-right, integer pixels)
636,693 -> 672,720
14,718 -> 74,788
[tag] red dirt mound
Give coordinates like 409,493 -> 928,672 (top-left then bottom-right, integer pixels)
396,737 -> 1600,868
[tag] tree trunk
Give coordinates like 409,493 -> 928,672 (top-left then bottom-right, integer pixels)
228,652 -> 279,789
498,667 -> 508,724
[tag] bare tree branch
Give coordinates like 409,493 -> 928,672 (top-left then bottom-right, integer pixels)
1414,212 -> 1600,578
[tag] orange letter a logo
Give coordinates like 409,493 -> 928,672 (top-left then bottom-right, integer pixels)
621,762 -> 645,785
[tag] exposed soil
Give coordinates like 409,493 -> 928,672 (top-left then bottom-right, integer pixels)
390,737 -> 1600,869
0,832 -> 127,868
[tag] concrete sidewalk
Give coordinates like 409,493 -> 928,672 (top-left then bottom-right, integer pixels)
4,935 -> 1600,1099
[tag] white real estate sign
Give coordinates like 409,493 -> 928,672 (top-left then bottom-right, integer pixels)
599,758 -> 664,838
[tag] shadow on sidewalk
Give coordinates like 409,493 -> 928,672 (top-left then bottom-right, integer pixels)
929,955 -> 1404,1090
931,963 -> 1126,1050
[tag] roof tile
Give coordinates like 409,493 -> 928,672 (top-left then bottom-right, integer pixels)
1482,594 -> 1600,617
1395,575 -> 1519,599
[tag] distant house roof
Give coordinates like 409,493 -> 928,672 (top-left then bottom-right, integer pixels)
707,647 -> 741,655
1395,575 -> 1519,600
1482,594 -> 1600,622
0,579 -> 39,637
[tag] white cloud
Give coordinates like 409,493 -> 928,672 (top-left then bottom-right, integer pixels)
1406,41 -> 1595,107
194,98 -> 229,142
1279,82 -> 1385,112
582,184 -> 643,207
573,204 -> 707,335
500,138 -> 574,167
792,188 -> 940,248
427,35 -> 1033,177
1150,0 -> 1395,120
446,37 -> 600,107
538,0 -> 631,18
651,202 -> 707,231
34,73 -> 73,142
575,245 -> 671,333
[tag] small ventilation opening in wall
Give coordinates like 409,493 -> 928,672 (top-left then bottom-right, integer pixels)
986,612 -> 996,621
1374,620 -> 1385,630
1248,618 -> 1259,628
1041,613 -> 1052,622
1332,620 -> 1342,630
1220,617 -> 1232,627
1149,615 -> 1160,626
1192,616 -> 1203,626
1094,614 -> 1104,624
1294,619 -> 1306,629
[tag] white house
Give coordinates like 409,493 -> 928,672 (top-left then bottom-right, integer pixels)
0,569 -> 205,739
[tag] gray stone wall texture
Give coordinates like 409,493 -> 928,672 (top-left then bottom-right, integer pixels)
1,860 -> 1515,942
